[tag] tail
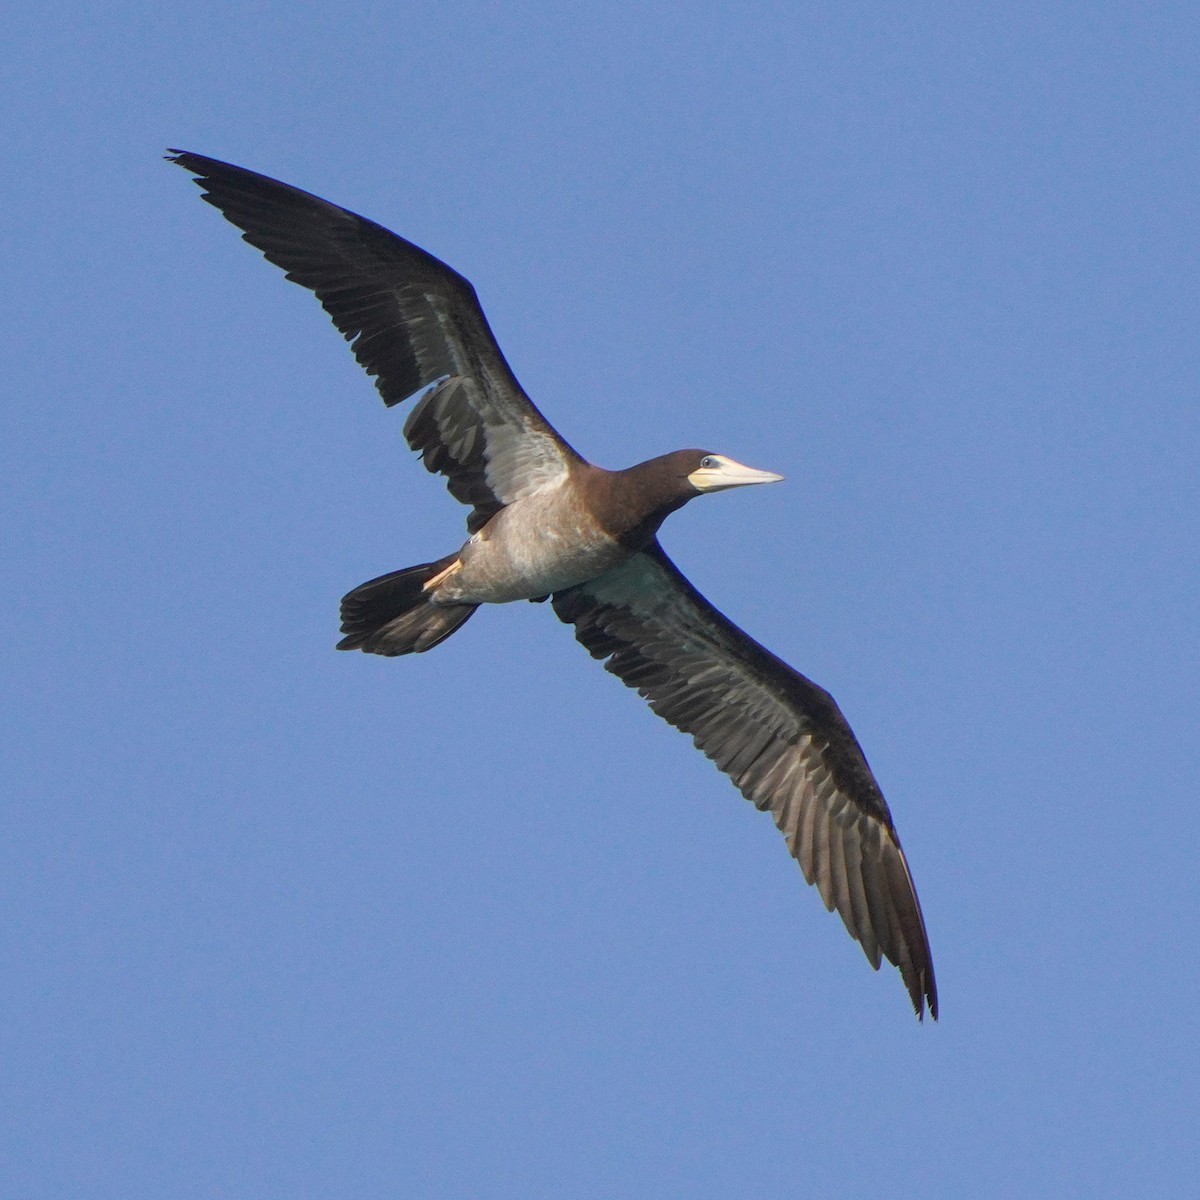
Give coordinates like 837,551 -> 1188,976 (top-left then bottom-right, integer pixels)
337,555 -> 477,656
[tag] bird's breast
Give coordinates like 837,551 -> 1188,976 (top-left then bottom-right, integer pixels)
436,483 -> 632,604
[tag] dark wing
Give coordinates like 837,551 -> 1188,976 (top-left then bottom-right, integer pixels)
553,543 -> 937,1020
169,150 -> 580,531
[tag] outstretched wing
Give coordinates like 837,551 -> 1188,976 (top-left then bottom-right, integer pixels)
553,543 -> 938,1019
170,150 -> 580,531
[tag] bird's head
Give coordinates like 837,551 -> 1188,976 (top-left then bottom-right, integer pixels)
682,451 -> 785,494
607,449 -> 785,543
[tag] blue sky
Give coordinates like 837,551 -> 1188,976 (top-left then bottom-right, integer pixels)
4,3 -> 1198,1196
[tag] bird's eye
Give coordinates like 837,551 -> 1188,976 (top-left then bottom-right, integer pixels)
700,455 -> 718,469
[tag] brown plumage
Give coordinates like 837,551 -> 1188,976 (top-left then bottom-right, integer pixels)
170,150 -> 938,1019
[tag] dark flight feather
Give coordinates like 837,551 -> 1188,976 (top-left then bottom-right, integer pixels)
167,150 -> 579,532
553,543 -> 937,1019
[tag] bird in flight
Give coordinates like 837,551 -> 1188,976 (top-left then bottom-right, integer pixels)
170,151 -> 938,1019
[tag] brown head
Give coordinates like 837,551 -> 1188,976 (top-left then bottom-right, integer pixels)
586,450 -> 784,548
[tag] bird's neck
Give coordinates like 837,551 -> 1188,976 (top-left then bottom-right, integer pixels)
582,458 -> 694,549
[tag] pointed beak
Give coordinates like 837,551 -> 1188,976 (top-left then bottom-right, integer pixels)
687,455 -> 785,493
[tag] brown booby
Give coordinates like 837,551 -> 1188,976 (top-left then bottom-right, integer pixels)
170,150 -> 938,1020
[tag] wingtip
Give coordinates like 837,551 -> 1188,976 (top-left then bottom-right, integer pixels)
912,971 -> 939,1023
165,149 -> 215,173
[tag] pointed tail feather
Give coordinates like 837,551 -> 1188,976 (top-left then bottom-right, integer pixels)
337,556 -> 477,656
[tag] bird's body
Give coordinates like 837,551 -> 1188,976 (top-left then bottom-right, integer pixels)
438,467 -> 630,605
171,150 -> 939,1019
430,452 -> 746,605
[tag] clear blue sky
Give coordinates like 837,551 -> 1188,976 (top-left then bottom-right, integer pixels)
4,3 -> 1198,1196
